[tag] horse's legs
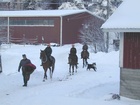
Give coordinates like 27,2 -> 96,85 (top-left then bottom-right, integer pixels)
83,58 -> 88,68
83,58 -> 84,68
72,65 -> 74,75
75,64 -> 77,73
83,58 -> 86,68
86,58 -> 88,65
49,67 -> 52,79
69,65 -> 72,75
85,58 -> 88,66
43,70 -> 47,82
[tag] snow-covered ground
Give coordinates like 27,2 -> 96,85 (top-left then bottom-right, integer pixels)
0,43 -> 140,105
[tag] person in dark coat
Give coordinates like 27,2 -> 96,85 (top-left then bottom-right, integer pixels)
70,44 -> 77,55
40,43 -> 52,65
18,54 -> 32,87
81,44 -> 89,59
68,44 -> 78,64
82,43 -> 88,51
44,43 -> 52,57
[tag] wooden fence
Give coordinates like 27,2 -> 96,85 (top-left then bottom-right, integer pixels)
10,37 -> 38,45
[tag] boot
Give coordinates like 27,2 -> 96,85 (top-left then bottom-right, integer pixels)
23,78 -> 27,87
23,84 -> 27,87
23,82 -> 27,87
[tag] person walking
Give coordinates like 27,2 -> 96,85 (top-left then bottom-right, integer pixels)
18,54 -> 34,87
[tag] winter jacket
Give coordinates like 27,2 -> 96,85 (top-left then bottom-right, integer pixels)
44,46 -> 52,57
70,47 -> 77,55
82,44 -> 88,51
18,58 -> 31,72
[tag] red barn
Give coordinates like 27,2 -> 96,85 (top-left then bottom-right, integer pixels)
102,0 -> 140,100
0,10 -> 104,45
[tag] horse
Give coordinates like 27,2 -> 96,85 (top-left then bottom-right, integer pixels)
81,50 -> 89,68
40,50 -> 55,81
68,54 -> 78,75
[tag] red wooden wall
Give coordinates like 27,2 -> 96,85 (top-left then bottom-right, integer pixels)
123,32 -> 140,69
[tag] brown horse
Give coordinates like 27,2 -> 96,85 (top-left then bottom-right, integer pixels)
68,54 -> 78,75
81,50 -> 89,68
40,50 -> 55,81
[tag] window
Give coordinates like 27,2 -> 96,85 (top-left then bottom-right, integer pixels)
9,19 -> 54,26
0,18 -> 8,25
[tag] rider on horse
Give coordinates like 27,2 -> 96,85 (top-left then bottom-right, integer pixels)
82,43 -> 88,51
68,44 -> 78,64
81,44 -> 89,59
41,43 -> 53,66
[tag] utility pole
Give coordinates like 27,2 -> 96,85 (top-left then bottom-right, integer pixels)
106,0 -> 110,52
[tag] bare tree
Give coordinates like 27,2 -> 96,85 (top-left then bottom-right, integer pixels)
79,17 -> 105,53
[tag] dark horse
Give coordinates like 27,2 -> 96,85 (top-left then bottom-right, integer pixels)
68,54 -> 78,75
81,50 -> 89,68
40,50 -> 55,81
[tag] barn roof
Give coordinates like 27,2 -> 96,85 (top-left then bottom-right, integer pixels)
0,9 -> 90,17
101,0 -> 140,32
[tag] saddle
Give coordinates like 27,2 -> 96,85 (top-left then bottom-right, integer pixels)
47,56 -> 53,65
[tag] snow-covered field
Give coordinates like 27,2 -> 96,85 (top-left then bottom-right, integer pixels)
0,43 -> 140,105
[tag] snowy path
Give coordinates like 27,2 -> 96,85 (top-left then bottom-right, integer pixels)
0,44 -> 140,105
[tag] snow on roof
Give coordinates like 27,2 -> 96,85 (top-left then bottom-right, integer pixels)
101,0 -> 140,32
0,10 -> 88,17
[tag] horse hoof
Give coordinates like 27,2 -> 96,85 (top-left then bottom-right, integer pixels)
43,80 -> 45,82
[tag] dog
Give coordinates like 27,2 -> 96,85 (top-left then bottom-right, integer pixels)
112,94 -> 120,100
105,93 -> 120,101
87,62 -> 97,71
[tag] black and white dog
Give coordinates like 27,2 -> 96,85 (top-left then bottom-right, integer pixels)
105,93 -> 120,101
112,94 -> 120,100
87,62 -> 97,71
